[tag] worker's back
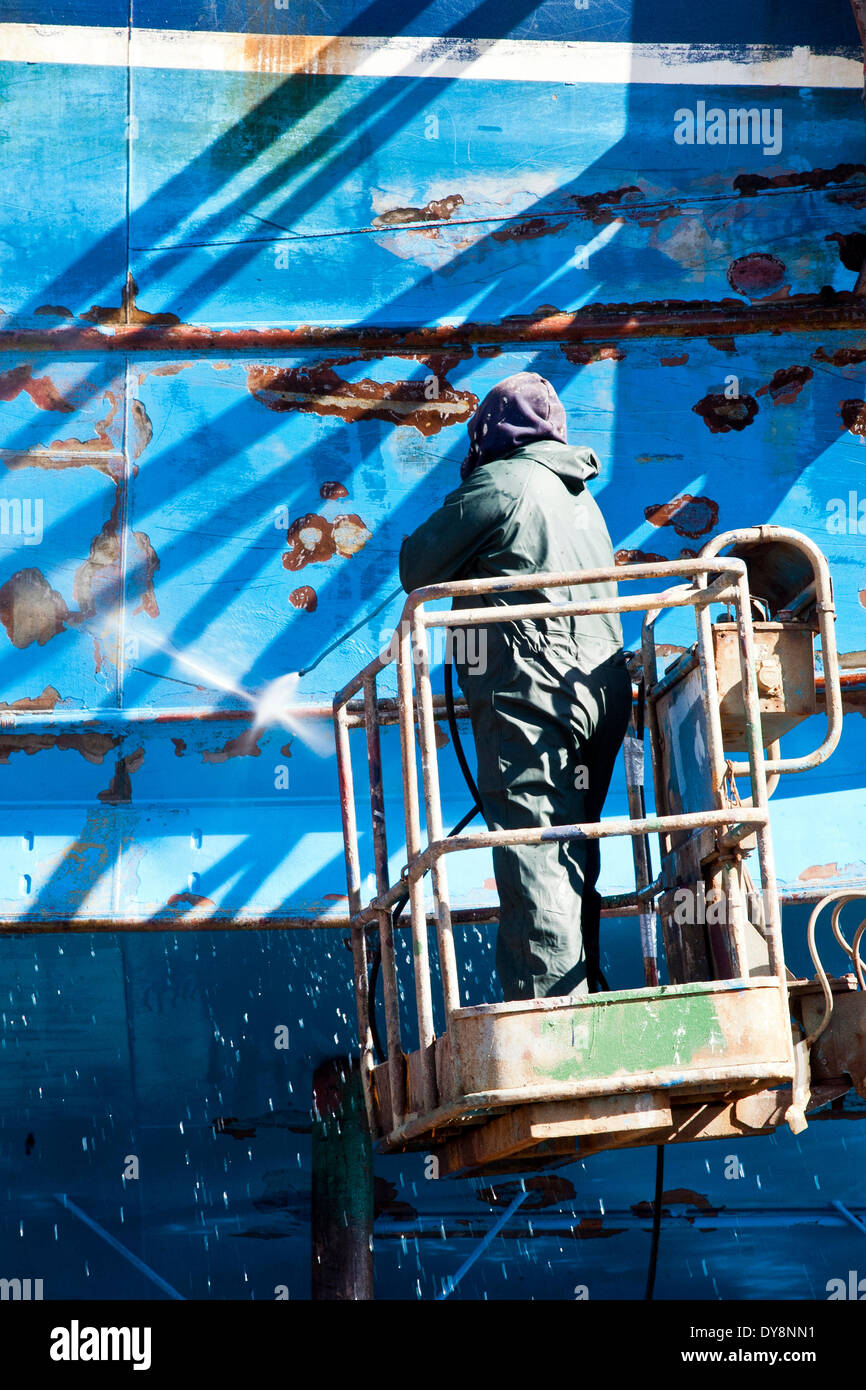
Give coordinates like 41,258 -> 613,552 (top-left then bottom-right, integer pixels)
450,438 -> 622,654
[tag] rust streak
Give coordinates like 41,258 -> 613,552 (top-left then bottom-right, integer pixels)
6,291 -> 866,353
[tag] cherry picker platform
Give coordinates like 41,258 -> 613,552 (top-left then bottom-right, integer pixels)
334,526 -> 866,1178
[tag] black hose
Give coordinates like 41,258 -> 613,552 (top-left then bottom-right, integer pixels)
644,1143 -> 665,1300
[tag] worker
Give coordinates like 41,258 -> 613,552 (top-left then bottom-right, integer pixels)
399,372 -> 631,1001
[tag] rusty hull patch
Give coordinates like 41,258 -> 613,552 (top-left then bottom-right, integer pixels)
840,399 -> 866,434
372,194 -> 464,228
247,363 -> 476,435
81,273 -> 180,327
615,549 -> 667,565
645,496 -> 719,538
693,392 -> 759,433
0,730 -> 119,765
660,352 -> 689,366
756,365 -> 813,405
289,585 -> 317,611
166,892 -> 217,911
493,217 -> 568,243
727,253 -> 788,297
319,480 -> 348,500
0,363 -> 75,413
567,185 -> 642,223
561,343 -> 625,366
0,685 -> 61,711
98,747 -> 146,804
201,729 -> 265,764
0,569 -> 69,648
734,163 -> 866,198
814,344 -> 866,366
282,512 -> 371,571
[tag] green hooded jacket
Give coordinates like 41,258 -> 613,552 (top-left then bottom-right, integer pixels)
399,439 -> 622,652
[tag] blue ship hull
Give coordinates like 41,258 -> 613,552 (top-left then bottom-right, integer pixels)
1,0 -> 865,1300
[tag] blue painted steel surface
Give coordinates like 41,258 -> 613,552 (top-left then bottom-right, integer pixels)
1,0 -> 865,1300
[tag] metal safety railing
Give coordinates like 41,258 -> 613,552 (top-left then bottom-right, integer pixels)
334,554 -> 799,1130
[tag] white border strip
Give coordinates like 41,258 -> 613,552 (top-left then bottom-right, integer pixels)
0,25 -> 862,87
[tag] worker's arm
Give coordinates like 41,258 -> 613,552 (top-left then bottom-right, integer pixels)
398,467 -> 514,593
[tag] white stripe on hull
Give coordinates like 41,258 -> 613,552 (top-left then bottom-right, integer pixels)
0,24 -> 861,87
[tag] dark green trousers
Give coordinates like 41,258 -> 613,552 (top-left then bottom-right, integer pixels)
459,626 -> 632,1001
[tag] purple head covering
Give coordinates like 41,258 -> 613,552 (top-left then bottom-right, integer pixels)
460,372 -> 568,481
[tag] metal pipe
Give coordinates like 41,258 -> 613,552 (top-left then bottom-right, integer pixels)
410,608 -> 462,1023
333,701 -> 375,1124
733,572 -> 786,989
699,527 -> 843,777
396,620 -> 437,1111
420,578 -> 739,630
363,675 -> 405,1127
5,291 -> 864,355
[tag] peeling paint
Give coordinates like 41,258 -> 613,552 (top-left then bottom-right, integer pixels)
247,364 -> 476,435
201,729 -> 265,764
282,512 -> 371,571
166,892 -> 216,911
693,392 -> 759,433
813,344 -> 866,366
130,399 -> 153,460
0,730 -> 119,765
319,481 -> 348,500
0,686 -> 61,711
0,568 -> 69,648
734,163 -> 866,198
561,343 -> 625,365
372,194 -> 464,228
645,496 -> 719,538
568,184 -> 642,224
660,352 -> 689,366
0,363 -> 74,413
492,217 -> 568,243
615,549 -> 667,565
